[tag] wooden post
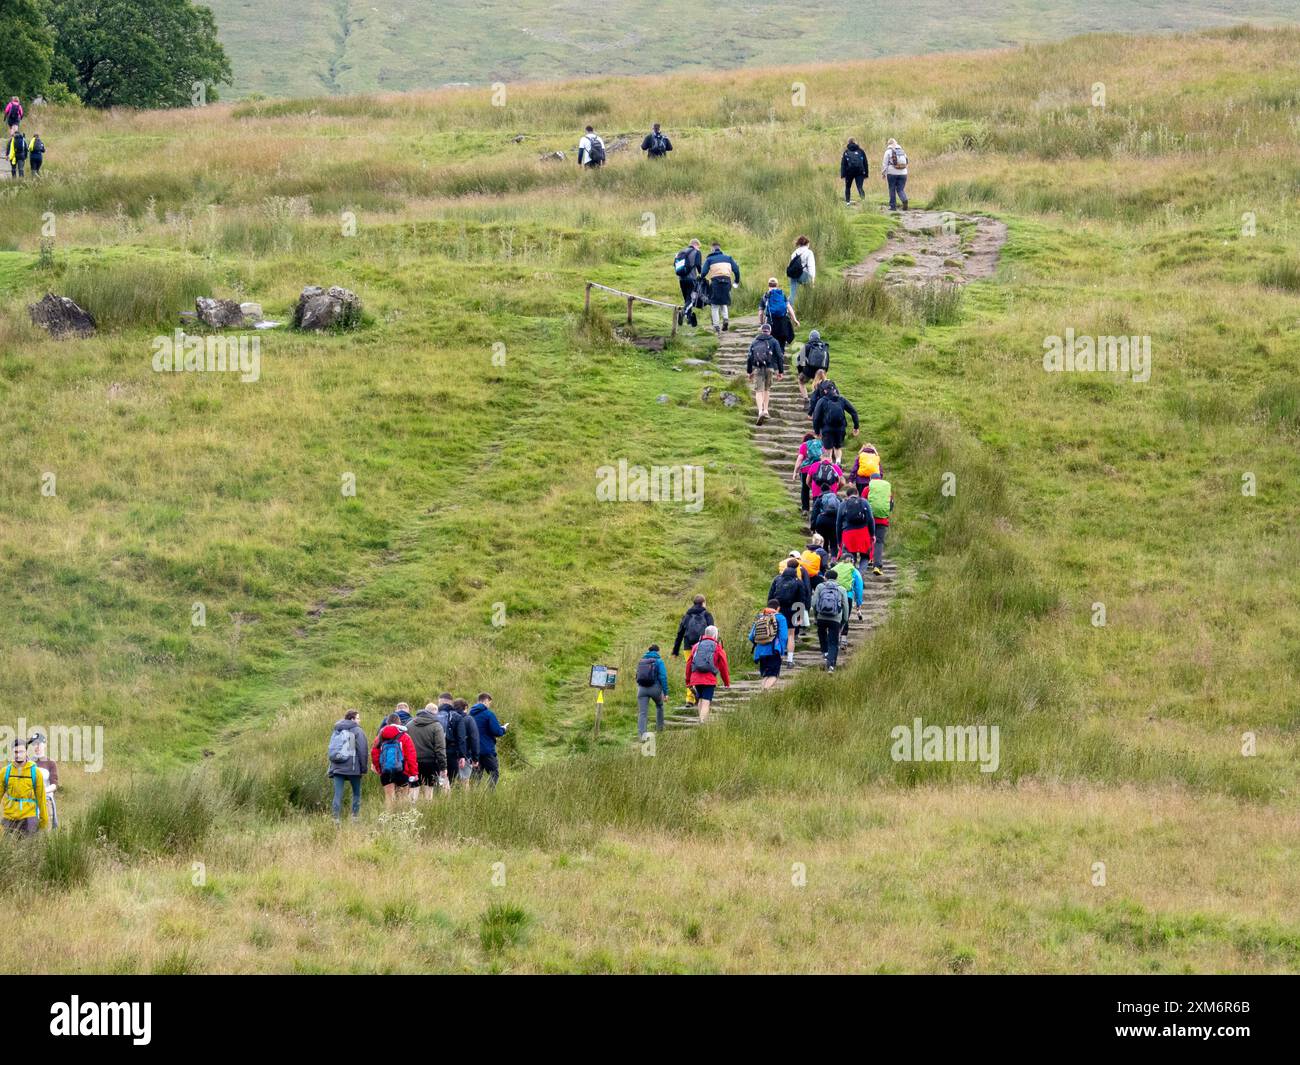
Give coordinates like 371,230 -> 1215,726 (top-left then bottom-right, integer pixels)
626,296 -> 634,325
669,307 -> 678,337
585,282 -> 592,313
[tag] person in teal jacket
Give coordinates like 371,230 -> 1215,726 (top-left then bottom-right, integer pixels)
635,646 -> 670,737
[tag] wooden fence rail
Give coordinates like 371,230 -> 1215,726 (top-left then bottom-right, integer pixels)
584,281 -> 678,337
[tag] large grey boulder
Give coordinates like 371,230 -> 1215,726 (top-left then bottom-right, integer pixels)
28,293 -> 96,339
195,297 -> 246,328
293,285 -> 363,331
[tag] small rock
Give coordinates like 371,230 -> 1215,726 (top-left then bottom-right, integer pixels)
680,358 -> 712,367
28,293 -> 96,339
512,134 -> 526,143
606,135 -> 631,153
701,387 -> 713,402
240,301 -> 264,321
195,296 -> 246,329
721,391 -> 740,408
539,150 -> 566,162
656,394 -> 670,404
293,285 -> 363,331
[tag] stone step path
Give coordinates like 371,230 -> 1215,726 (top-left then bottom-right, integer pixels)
660,312 -> 898,730
844,207 -> 1007,287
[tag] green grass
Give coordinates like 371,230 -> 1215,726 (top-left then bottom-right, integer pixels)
1,25 -> 1299,972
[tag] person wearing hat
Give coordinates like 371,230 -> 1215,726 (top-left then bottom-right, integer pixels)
27,732 -> 59,829
2,738 -> 49,835
747,321 -> 785,425
796,330 -> 829,403
760,277 -> 798,348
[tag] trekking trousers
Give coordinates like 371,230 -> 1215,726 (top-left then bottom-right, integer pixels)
332,774 -> 362,819
473,753 -> 500,788
887,173 -> 908,209
817,619 -> 841,668
637,683 -> 666,735
844,174 -> 864,202
710,303 -> 729,329
872,523 -> 887,567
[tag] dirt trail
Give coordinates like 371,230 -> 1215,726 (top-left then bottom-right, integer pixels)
663,314 -> 899,729
845,208 -> 1007,287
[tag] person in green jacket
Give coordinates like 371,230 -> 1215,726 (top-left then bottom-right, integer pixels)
866,475 -> 894,576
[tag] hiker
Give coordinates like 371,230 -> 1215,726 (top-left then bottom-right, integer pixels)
760,277 -> 799,348
7,129 -> 27,178
812,574 -> 850,671
469,694 -> 507,788
409,703 -> 450,798
796,330 -> 829,402
702,241 -> 740,335
883,137 -> 909,211
672,594 -> 714,657
578,126 -> 606,168
393,702 -> 413,727
371,714 -> 418,807
866,474 -> 894,577
4,98 -> 21,132
769,559 -> 810,664
850,443 -> 882,494
806,534 -> 834,582
792,432 -> 822,513
802,448 -> 843,509
686,625 -> 730,722
327,709 -> 369,822
811,383 -> 860,465
837,483 -> 877,575
28,134 -> 44,176
786,236 -> 816,305
747,322 -> 784,425
446,699 -> 480,785
748,599 -> 790,690
674,238 -> 704,327
26,732 -> 58,830
641,123 -> 673,158
841,138 -> 869,205
635,645 -> 670,737
811,483 -> 842,557
2,738 -> 48,835
830,551 -> 865,628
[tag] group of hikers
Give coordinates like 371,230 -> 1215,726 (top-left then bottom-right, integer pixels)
1,732 -> 60,835
4,96 -> 45,179
325,695 -> 508,822
579,122 -> 911,213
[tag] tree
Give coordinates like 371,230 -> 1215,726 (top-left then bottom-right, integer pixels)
0,0 -> 54,103
46,0 -> 231,109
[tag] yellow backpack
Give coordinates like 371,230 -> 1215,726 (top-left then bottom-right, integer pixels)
856,450 -> 881,479
800,549 -> 822,577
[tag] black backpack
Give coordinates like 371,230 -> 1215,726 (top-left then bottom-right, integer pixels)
588,137 -> 606,165
750,337 -> 774,369
681,610 -> 708,648
803,339 -> 829,370
785,253 -> 803,280
813,462 -> 838,489
843,496 -> 869,527
635,657 -> 659,685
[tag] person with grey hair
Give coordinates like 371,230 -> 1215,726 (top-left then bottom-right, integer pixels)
883,137 -> 909,211
685,624 -> 730,722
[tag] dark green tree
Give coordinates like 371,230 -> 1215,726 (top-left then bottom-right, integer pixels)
46,0 -> 231,109
0,0 -> 54,103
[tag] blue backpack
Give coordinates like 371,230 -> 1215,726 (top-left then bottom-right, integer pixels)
766,288 -> 788,318
379,736 -> 405,773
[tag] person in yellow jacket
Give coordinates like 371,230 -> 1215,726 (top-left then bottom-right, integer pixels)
3,738 -> 49,834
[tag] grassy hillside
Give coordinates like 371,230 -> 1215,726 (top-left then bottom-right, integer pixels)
203,0 -> 1300,98
0,25 -> 1298,972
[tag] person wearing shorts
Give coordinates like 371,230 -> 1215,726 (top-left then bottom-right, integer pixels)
370,717 -> 417,807
749,600 -> 790,691
747,323 -> 785,425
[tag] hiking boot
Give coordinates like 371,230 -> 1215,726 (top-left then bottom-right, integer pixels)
713,326 -> 722,338
827,665 -> 835,673
873,566 -> 883,577
722,320 -> 729,331
756,412 -> 767,426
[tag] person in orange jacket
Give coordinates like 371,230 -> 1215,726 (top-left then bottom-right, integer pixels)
685,625 -> 731,722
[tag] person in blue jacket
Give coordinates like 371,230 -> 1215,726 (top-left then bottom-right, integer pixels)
748,599 -> 790,691
634,645 -> 671,737
469,694 -> 508,788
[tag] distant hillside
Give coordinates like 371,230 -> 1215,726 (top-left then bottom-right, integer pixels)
205,0 -> 1300,98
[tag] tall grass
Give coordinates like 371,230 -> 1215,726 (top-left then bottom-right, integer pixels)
61,259 -> 218,329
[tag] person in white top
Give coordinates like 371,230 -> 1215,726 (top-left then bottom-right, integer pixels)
788,235 -> 816,306
883,138 -> 909,211
578,126 -> 605,168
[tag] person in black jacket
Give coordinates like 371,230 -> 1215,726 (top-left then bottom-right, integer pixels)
811,385 -> 860,464
641,123 -> 673,158
674,239 -> 703,327
768,559 -> 810,644
7,129 -> 28,178
445,698 -> 480,787
747,323 -> 785,425
672,595 -> 714,657
811,486 -> 843,556
840,139 -> 868,205
28,134 -> 44,176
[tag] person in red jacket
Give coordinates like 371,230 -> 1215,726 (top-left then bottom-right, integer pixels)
371,714 -> 418,808
685,625 -> 731,722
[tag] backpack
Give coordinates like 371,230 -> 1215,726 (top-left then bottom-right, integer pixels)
813,461 -> 839,489
814,581 -> 843,621
800,549 -> 822,577
842,495 -> 869,527
12,133 -> 25,157
786,252 -> 803,280
752,611 -> 779,645
681,610 -> 709,648
674,249 -> 693,276
802,439 -> 823,468
749,337 -> 774,369
766,288 -> 788,318
692,639 -> 718,675
378,736 -> 405,773
587,137 -> 605,165
868,478 -> 892,521
327,729 -> 355,766
635,657 -> 659,686
802,339 -> 829,370
651,133 -> 668,153
890,146 -> 908,169
855,450 -> 881,480
814,493 -> 840,525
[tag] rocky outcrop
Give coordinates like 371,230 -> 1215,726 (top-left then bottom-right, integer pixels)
28,294 -> 96,339
292,286 -> 363,331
